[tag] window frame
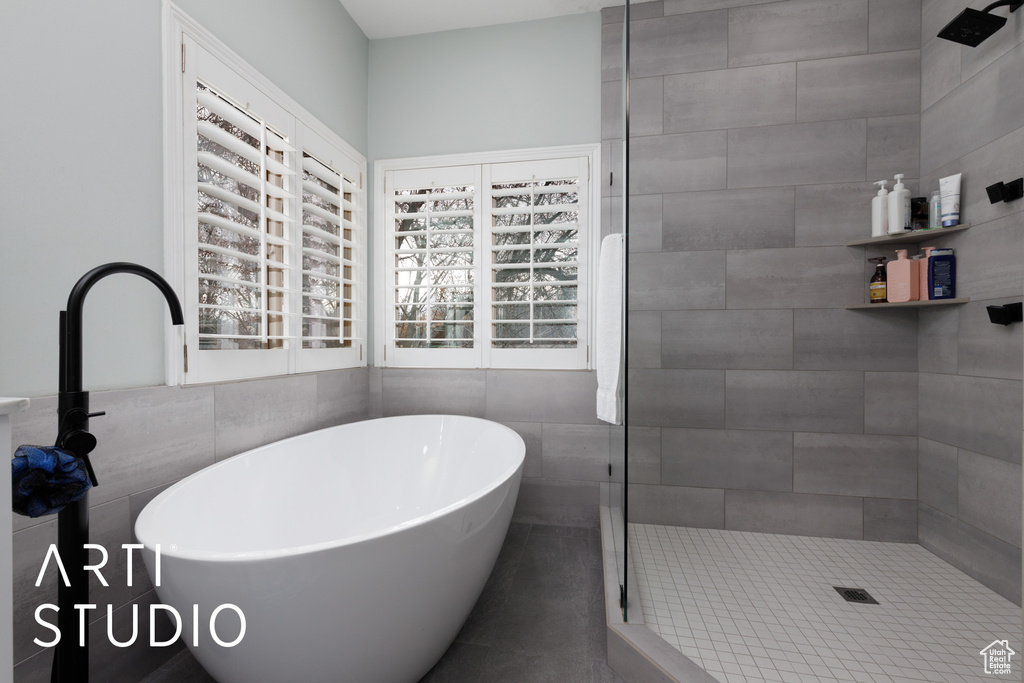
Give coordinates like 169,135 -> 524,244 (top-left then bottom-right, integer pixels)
374,145 -> 600,371
163,3 -> 367,385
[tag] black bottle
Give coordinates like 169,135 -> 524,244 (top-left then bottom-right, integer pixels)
869,257 -> 887,304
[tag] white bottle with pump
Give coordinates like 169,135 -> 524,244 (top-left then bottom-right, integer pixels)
887,173 -> 911,234
871,180 -> 889,237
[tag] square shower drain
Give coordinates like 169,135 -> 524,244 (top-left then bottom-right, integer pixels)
834,586 -> 879,604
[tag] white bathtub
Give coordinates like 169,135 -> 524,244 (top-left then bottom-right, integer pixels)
135,415 -> 524,683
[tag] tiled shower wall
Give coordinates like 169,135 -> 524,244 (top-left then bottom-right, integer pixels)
605,0 -> 1023,605
603,0 -> 925,543
915,0 -> 1024,603
9,369 -> 369,681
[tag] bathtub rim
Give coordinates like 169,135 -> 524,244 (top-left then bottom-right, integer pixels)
134,414 -> 525,563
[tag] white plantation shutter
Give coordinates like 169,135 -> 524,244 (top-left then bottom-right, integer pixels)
176,34 -> 365,383
381,154 -> 591,369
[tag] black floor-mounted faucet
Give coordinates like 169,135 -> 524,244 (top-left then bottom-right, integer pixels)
52,262 -> 184,683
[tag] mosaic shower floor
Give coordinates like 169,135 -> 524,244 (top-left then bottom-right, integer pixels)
629,524 -> 1021,683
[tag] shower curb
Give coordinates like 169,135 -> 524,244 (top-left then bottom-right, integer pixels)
600,507 -> 720,683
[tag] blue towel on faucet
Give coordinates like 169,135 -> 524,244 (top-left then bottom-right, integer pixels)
11,445 -> 92,518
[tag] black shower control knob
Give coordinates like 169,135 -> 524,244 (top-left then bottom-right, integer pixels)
61,429 -> 97,456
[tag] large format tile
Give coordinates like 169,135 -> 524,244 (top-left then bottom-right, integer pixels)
793,308 -> 917,371
542,423 -> 611,482
795,182 -> 882,247
918,437 -> 958,517
214,375 -> 318,460
665,0 -> 782,13
661,309 -> 793,370
864,372 -> 918,436
797,51 -> 920,122
792,432 -> 917,499
863,498 -> 917,542
485,370 -> 599,425
956,298 -> 1023,381
726,120 -> 867,189
629,250 -> 726,311
626,76 -> 664,137
725,490 -> 864,539
918,307 -> 959,374
918,372 -> 1022,464
382,368 -> 487,418
918,504 -> 1022,604
726,246 -> 863,309
664,63 -> 796,133
957,449 -> 1022,547
867,115 -> 921,180
942,215 -> 1024,301
623,426 -> 662,485
629,131 -> 728,195
627,311 -> 661,369
625,194 -> 663,253
959,0 -> 1024,82
512,480 -> 600,528
628,483 -> 725,528
499,421 -> 543,478
661,427 -> 793,492
629,369 -> 725,429
629,11 -> 728,78
728,0 -> 869,67
315,367 -> 369,428
921,36 -> 960,110
662,187 -> 795,251
726,370 -> 864,433
868,0 -> 922,52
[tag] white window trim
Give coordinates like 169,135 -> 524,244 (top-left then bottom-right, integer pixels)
373,144 -> 601,371
162,2 -> 367,385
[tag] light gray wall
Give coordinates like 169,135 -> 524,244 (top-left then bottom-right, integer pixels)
916,0 -> 1024,604
608,0 -> 923,544
0,0 -> 368,399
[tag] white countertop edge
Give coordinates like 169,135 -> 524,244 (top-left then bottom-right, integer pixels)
0,398 -> 30,416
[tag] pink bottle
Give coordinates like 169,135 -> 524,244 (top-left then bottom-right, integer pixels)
919,246 -> 936,301
886,249 -> 919,302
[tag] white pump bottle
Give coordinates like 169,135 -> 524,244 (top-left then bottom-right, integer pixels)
871,180 -> 889,237
887,173 -> 911,234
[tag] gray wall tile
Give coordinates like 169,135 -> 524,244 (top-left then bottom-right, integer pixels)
726,247 -> 863,309
629,369 -> 725,428
727,120 -> 868,188
919,437 -> 958,517
793,308 -> 917,371
628,311 -> 662,369
630,250 -> 726,310
500,421 -> 543,478
797,51 -> 920,122
921,0 -> 963,42
381,368 -> 486,418
91,385 -> 216,504
795,182 -> 880,247
921,37 -> 961,110
958,449 -> 1022,547
957,298 -> 1023,380
629,76 -> 665,137
513,479 -> 600,528
725,490 -> 864,539
921,39 -> 1024,173
864,372 -> 918,436
867,115 -> 921,180
728,0 -> 869,67
918,372 -> 1022,464
602,22 -> 624,83
630,131 -> 728,195
726,370 -> 864,433
793,432 -> 917,499
601,80 -> 623,141
942,215 -> 1024,301
664,63 -> 796,133
629,483 -> 725,528
627,194 -> 663,253
959,1 -> 1024,82
662,309 -> 794,370
918,307 -> 959,374
485,370 -> 599,425
214,375 -> 318,460
316,367 -> 369,428
666,0 -> 783,13
625,426 -> 662,485
662,427 -> 793,491
542,423 -> 611,481
368,366 -> 383,419
663,188 -> 795,251
918,504 -> 1021,604
868,0 -> 922,52
630,11 -> 728,78
864,498 -> 918,542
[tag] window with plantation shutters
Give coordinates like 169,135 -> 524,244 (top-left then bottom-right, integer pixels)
380,151 -> 594,370
168,22 -> 366,384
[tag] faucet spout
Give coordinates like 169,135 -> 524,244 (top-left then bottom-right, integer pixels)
62,262 -> 184,393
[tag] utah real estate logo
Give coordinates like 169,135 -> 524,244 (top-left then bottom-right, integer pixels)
980,640 -> 1015,675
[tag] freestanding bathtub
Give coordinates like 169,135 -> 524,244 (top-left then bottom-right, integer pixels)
135,414 -> 524,683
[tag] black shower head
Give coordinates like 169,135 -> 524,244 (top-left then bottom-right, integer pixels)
937,2 -> 1023,47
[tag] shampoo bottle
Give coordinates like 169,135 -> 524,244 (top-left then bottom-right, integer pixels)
871,181 -> 889,237
929,248 -> 956,299
919,246 -> 936,300
869,257 -> 887,303
886,249 -> 919,302
887,174 -> 911,234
